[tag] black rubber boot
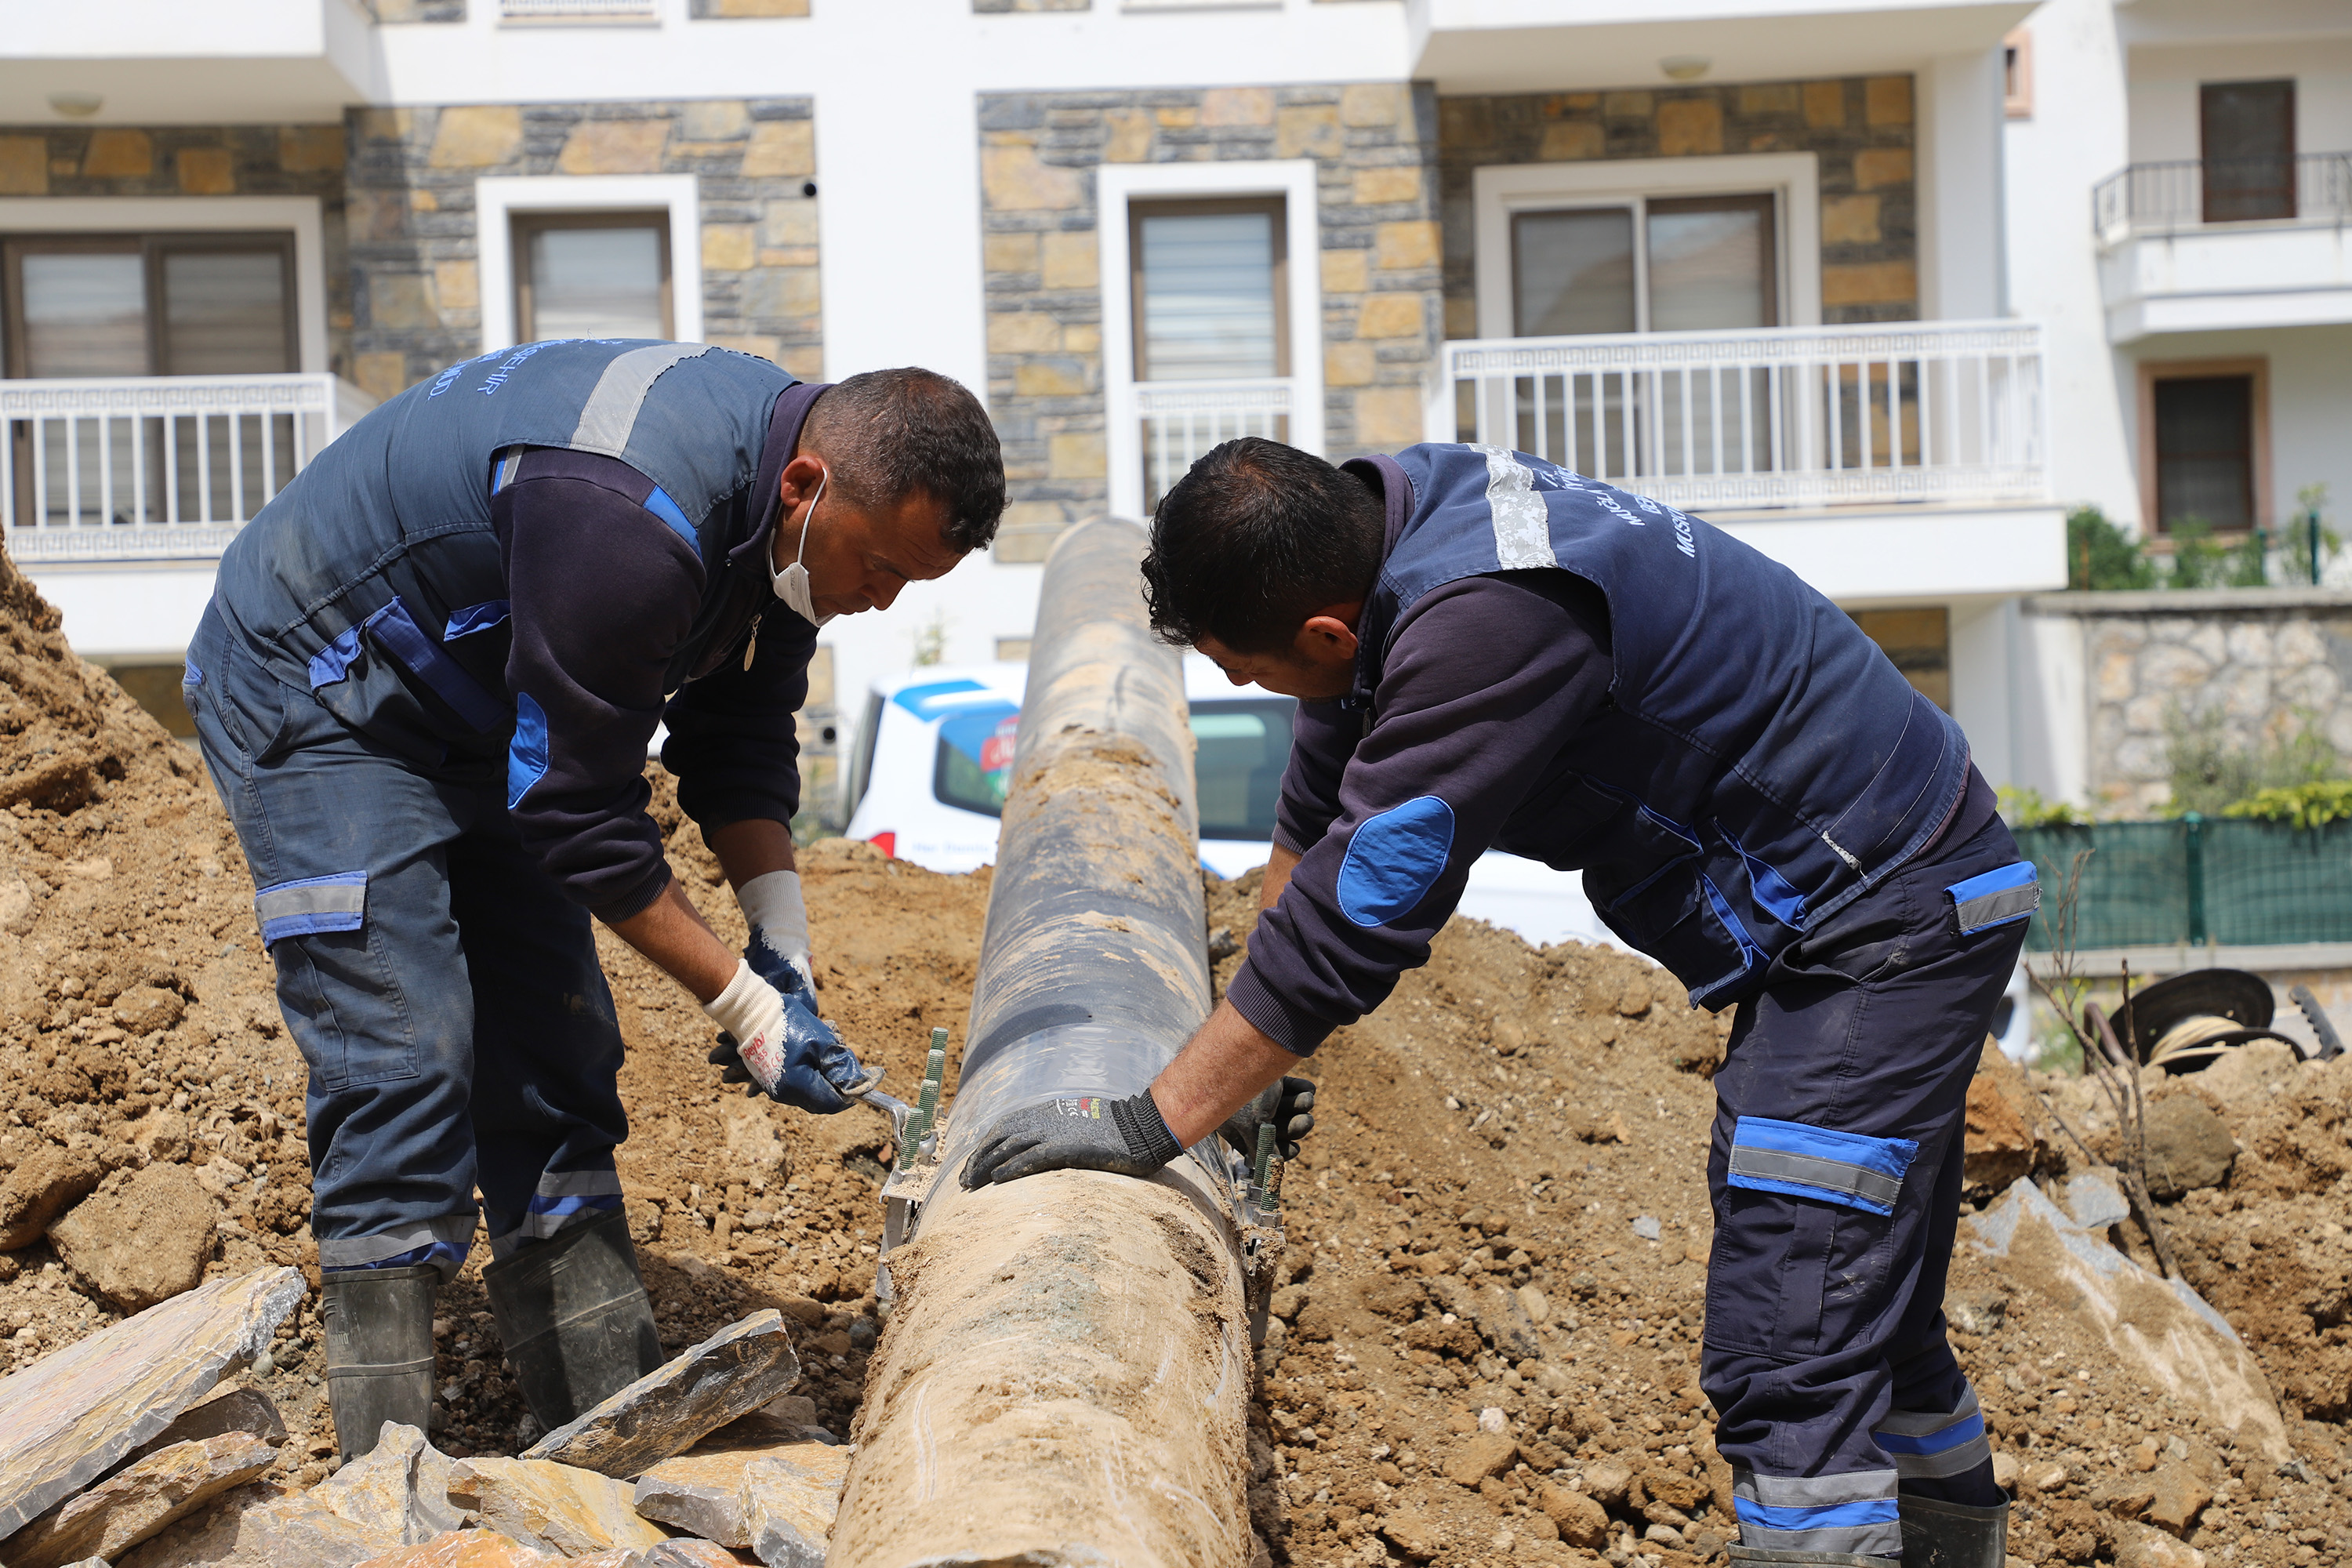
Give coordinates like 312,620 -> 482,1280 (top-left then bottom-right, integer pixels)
1726,1548 -> 1897,1566
322,1265 -> 439,1466
482,1206 -> 664,1431
1899,1493 -> 2010,1567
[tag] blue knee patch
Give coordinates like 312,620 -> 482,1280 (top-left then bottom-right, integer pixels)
253,870 -> 368,945
1947,861 -> 2038,935
1338,796 -> 1455,927
1726,1116 -> 1918,1216
508,692 -> 550,808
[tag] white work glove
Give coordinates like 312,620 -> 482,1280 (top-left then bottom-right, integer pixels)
737,869 -> 818,1004
701,960 -> 865,1116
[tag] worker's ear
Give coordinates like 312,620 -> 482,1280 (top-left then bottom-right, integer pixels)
1293,605 -> 1362,671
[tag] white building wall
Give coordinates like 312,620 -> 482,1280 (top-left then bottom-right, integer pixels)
2003,0 -> 2140,526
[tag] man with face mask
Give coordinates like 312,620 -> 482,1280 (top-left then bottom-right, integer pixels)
183,346 -> 1003,1461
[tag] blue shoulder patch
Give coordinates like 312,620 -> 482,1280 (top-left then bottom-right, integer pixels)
1338,796 -> 1457,928
642,485 -> 699,550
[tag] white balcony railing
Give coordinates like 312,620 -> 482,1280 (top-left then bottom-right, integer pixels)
1433,320 -> 2047,513
2,373 -> 376,564
1138,376 -> 1294,514
500,0 -> 659,21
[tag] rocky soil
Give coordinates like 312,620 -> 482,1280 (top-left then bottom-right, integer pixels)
7,544 -> 2352,1567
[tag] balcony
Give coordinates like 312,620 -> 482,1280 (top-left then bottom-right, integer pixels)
0,1 -> 371,125
499,0 -> 660,22
2094,154 -> 2352,343
3,374 -> 376,564
1430,319 -> 2063,600
1407,0 -> 2036,93
1134,378 -> 1294,515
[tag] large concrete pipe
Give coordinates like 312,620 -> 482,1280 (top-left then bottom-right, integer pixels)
832,518 -> 1278,1568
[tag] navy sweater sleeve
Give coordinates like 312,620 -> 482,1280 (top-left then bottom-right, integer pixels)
1226,572 -> 1614,1053
497,450 -> 804,922
661,606 -> 813,833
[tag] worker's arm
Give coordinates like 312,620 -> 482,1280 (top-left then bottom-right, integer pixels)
1258,842 -> 1301,915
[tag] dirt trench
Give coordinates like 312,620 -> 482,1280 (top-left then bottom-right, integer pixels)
8,546 -> 2352,1566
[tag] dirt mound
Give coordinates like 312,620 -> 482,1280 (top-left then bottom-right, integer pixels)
9,541 -> 2352,1566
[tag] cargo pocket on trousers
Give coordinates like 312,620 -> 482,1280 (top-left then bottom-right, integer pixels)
259,872 -> 416,1091
1709,1116 -> 1923,1357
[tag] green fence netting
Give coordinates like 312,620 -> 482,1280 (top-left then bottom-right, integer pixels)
2012,818 -> 2352,950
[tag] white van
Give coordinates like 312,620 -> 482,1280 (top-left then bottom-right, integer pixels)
841,660 -> 1630,954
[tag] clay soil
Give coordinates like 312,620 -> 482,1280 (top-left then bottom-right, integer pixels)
8,547 -> 2352,1567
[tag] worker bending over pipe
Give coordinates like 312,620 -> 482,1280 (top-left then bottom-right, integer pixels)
963,438 -> 2033,1568
187,344 -> 1004,1461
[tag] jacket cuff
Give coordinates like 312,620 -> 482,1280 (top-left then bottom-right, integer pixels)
591,862 -> 674,925
1224,961 -> 1334,1057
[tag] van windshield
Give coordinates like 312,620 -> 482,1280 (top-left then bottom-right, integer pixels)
931,695 -> 1297,840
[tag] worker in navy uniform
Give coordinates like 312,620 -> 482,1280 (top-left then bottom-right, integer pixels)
964,437 -> 2033,1568
187,345 -> 1003,1459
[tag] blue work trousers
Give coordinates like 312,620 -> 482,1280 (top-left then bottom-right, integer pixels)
186,605 -> 630,1276
1700,812 -> 2027,1558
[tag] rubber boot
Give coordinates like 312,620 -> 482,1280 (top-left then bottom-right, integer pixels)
1899,1493 -> 2010,1567
482,1206 -> 664,1431
322,1265 -> 439,1466
1726,1549 -> 1896,1566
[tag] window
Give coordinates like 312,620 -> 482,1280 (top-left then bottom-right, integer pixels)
2,233 -> 295,379
2154,376 -> 2255,531
1129,198 -> 1290,513
1131,198 -> 1287,382
1511,193 -> 1777,337
511,213 -> 673,342
2201,80 -> 2296,223
1850,608 -> 1950,711
2003,28 -> 2033,119
931,694 -> 1298,841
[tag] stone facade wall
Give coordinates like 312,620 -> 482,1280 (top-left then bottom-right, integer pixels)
2031,590 -> 2352,814
689,0 -> 810,16
367,0 -> 465,20
344,99 -> 820,402
1436,75 -> 1921,338
0,124 -> 353,376
978,83 -> 1439,562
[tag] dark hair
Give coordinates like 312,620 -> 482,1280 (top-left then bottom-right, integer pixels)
803,368 -> 1005,552
1142,437 -> 1386,653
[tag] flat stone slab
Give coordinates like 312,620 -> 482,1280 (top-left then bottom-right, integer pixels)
132,1387 -> 290,1461
742,1457 -> 837,1568
352,1530 -> 567,1568
448,1457 -> 670,1558
643,1541 -> 752,1568
3,1430 -> 278,1568
522,1311 -> 800,1480
632,1427 -> 849,1548
115,1424 -> 471,1568
0,1265 -> 303,1537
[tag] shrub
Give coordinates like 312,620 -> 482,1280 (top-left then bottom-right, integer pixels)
2220,780 -> 2352,831
2163,705 -> 2339,817
2066,506 -> 2155,590
1997,786 -> 2089,828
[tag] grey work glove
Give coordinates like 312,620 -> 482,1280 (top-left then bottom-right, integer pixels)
1220,1074 -> 1316,1162
960,1091 -> 1183,1189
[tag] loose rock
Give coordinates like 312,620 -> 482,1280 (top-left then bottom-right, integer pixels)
2140,1095 -> 2237,1198
631,1424 -> 848,1548
1377,1510 -> 1440,1562
2,1431 -> 278,1568
643,1541 -> 746,1568
0,1145 -> 102,1250
446,1457 -> 668,1558
2144,1460 -> 2212,1536
131,1387 -> 291,1461
350,1530 -> 565,1567
1440,1432 -> 1516,1487
1540,1483 -> 1609,1548
0,1266 -> 303,1538
742,1455 -> 837,1568
522,1312 -> 800,1479
48,1162 -> 218,1312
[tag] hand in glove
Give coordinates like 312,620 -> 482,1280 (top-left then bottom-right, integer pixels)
1219,1074 -> 1316,1162
737,869 -> 818,1008
702,960 -> 868,1115
959,1091 -> 1183,1189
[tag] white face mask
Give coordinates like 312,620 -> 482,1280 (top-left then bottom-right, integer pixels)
770,468 -> 836,626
